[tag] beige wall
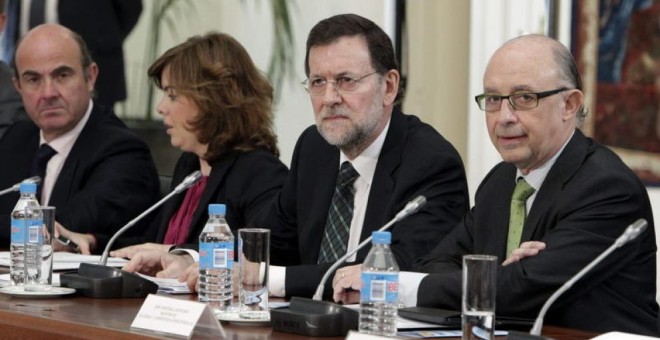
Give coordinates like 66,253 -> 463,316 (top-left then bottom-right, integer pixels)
404,0 -> 470,164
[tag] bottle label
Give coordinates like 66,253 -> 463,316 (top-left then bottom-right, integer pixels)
199,241 -> 234,270
360,272 -> 398,303
26,218 -> 43,244
10,217 -> 42,244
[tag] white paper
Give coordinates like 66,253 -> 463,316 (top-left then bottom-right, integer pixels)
137,273 -> 191,295
0,251 -> 128,271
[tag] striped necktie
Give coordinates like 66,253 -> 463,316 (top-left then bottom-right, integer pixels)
318,161 -> 359,263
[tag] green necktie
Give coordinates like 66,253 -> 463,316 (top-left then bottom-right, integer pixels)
506,178 -> 536,258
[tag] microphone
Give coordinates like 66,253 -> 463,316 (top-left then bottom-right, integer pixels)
508,218 -> 648,339
0,176 -> 41,196
312,195 -> 427,300
271,195 -> 427,337
60,171 -> 203,298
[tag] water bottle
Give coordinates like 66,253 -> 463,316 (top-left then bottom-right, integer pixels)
359,231 -> 400,337
10,183 -> 41,286
198,203 -> 234,312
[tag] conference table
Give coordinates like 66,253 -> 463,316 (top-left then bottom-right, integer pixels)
0,289 -> 598,339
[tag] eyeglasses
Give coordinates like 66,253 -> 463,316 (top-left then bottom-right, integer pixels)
475,87 -> 570,112
301,72 -> 379,96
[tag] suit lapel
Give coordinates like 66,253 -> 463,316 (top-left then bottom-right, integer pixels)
185,152 -> 240,241
521,130 -> 589,242
49,105 -> 104,206
359,110 -> 403,250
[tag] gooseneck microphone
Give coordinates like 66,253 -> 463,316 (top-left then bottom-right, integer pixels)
0,176 -> 41,196
312,195 -> 427,300
271,195 -> 427,337
60,171 -> 202,298
508,218 -> 648,339
99,170 -> 202,265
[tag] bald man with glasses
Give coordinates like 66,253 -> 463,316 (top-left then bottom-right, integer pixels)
333,34 -> 657,335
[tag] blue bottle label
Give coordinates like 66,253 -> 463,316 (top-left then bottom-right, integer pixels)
360,272 -> 399,303
199,241 -> 234,270
10,218 -> 25,244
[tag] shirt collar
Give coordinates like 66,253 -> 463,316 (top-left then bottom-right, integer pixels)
39,99 -> 93,153
517,130 -> 575,190
339,117 -> 391,185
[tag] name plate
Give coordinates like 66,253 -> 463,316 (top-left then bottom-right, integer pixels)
131,294 -> 208,338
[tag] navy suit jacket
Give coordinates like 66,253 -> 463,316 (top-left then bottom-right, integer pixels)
114,150 -> 288,252
0,103 -> 160,251
415,130 -> 658,335
268,109 -> 469,298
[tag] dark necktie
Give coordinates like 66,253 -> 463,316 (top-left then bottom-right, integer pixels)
29,143 -> 57,201
506,178 -> 536,257
318,161 -> 360,263
29,0 -> 46,28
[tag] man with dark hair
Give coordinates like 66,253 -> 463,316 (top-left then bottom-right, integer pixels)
266,13 -> 468,298
0,23 -> 160,254
333,34 -> 658,335
0,0 -> 26,139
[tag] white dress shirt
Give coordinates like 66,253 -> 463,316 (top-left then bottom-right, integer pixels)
40,99 -> 92,205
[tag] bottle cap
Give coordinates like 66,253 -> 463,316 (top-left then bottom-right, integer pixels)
372,231 -> 391,244
19,182 -> 37,194
208,203 -> 226,215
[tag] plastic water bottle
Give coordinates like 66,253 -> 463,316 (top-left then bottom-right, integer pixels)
198,204 -> 234,312
10,183 -> 41,286
359,231 -> 400,337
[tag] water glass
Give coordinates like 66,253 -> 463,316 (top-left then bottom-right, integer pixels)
462,254 -> 497,340
238,228 -> 270,319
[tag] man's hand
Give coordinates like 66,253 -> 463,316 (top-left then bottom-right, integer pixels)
332,264 -> 362,304
110,243 -> 173,259
502,241 -> 546,266
122,250 -> 194,278
178,262 -> 200,292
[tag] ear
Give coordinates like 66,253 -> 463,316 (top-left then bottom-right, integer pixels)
382,69 -> 400,106
85,62 -> 99,92
562,89 -> 584,121
12,76 -> 20,92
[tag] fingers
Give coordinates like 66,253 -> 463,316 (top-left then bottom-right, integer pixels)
332,265 -> 363,304
502,241 -> 547,266
110,245 -> 140,259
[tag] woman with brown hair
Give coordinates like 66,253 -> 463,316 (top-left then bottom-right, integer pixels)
57,32 -> 288,255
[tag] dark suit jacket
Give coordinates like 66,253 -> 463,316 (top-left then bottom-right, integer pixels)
114,150 -> 288,251
415,130 -> 658,335
268,109 -> 469,298
59,0 -> 142,105
0,103 -> 160,251
6,0 -> 142,106
0,62 -> 26,139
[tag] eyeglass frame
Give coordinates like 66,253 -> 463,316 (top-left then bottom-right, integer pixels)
474,87 -> 570,112
301,71 -> 380,96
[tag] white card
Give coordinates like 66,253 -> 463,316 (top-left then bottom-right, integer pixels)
131,294 -> 207,338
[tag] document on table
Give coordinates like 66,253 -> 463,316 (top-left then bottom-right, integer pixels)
0,251 -> 128,271
137,273 -> 191,295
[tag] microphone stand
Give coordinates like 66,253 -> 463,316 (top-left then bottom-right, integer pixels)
271,195 -> 427,337
508,218 -> 648,339
0,176 -> 41,196
60,171 -> 202,298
